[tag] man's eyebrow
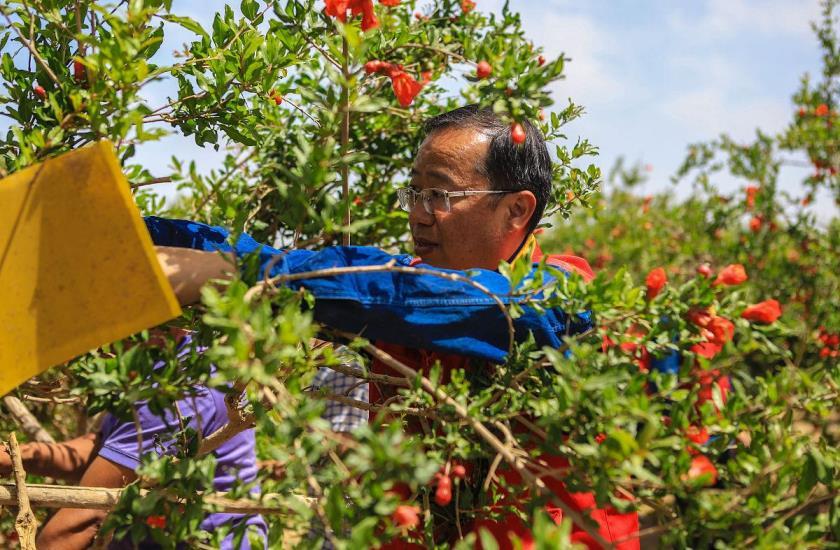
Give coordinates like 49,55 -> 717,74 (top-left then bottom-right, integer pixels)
411,167 -> 455,185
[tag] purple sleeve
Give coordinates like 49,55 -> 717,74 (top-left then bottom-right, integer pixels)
98,388 -> 220,470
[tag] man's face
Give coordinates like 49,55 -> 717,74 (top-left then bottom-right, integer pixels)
408,126 -> 515,271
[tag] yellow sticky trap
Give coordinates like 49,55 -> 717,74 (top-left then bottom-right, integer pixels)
0,141 -> 182,396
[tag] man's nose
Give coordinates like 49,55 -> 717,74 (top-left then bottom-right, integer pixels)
408,199 -> 434,226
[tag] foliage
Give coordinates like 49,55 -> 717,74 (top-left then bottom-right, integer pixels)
0,0 -> 838,548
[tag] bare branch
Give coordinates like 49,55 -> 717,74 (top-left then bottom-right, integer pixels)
0,482 -> 311,515
7,433 -> 38,549
2,396 -> 55,443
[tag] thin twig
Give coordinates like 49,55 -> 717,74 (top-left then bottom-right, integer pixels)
305,390 -> 439,420
340,36 -> 351,246
130,176 -> 173,189
0,6 -> 60,84
321,360 -> 410,388
7,433 -> 38,549
2,396 -> 55,443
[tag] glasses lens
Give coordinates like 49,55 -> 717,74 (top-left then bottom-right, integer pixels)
397,188 -> 412,212
423,189 -> 449,213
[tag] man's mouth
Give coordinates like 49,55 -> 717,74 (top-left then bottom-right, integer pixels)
413,237 -> 438,256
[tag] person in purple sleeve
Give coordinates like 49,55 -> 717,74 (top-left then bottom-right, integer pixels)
0,330 -> 268,549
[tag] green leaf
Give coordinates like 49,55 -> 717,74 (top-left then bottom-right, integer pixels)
160,14 -> 208,39
797,453 -> 818,500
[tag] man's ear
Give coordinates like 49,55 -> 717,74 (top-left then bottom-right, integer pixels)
506,191 -> 538,231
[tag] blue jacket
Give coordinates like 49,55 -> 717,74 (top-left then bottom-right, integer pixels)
144,217 -> 593,363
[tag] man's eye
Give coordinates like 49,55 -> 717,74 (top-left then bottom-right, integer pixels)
428,189 -> 447,200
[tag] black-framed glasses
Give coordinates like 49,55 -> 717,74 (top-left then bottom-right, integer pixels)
396,187 -> 513,214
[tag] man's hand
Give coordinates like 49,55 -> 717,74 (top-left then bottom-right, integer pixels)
156,246 -> 236,306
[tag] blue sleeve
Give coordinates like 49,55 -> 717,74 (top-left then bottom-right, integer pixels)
145,217 -> 593,363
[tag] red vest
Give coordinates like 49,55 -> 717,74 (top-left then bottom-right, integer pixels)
370,241 -> 639,550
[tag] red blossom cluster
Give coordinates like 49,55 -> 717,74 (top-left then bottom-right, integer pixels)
798,103 -> 833,118
817,327 -> 839,358
364,60 -> 426,107
461,0 -> 477,13
324,0 -> 401,32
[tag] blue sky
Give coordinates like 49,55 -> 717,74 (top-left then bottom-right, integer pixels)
481,0 -> 830,212
138,0 -> 834,218
5,1 -> 834,219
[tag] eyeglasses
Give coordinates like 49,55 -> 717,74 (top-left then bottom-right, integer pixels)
396,187 -> 513,214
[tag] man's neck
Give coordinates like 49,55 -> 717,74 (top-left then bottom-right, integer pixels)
504,232 -> 534,264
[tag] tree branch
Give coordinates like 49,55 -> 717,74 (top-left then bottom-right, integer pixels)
7,433 -> 38,549
2,396 -> 55,443
340,36 -> 351,246
0,482 -> 311,515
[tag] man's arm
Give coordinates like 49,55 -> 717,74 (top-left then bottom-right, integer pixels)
0,433 -> 98,482
156,245 -> 235,305
148,216 -> 592,363
36,456 -> 136,549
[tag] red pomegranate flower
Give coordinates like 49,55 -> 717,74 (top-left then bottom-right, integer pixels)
706,316 -> 735,346
690,342 -> 722,359
713,264 -> 748,286
389,69 -> 423,107
461,0 -> 476,13
145,515 -> 167,529
686,308 -> 713,328
645,267 -> 667,300
392,505 -> 420,529
476,60 -> 492,79
510,122 -> 526,144
434,475 -> 452,506
741,299 -> 782,324
325,0 -> 387,31
685,454 -> 718,486
815,103 -> 829,117
745,185 -> 759,209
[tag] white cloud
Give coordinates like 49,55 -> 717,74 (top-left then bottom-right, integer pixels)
669,0 -> 822,39
524,12 -> 625,106
662,87 -> 790,140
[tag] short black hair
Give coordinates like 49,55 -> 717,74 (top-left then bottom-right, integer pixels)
422,104 -> 551,233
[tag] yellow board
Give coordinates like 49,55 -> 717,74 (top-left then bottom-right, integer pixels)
0,141 -> 182,396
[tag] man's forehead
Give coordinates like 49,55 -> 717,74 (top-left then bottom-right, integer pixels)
413,126 -> 490,182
